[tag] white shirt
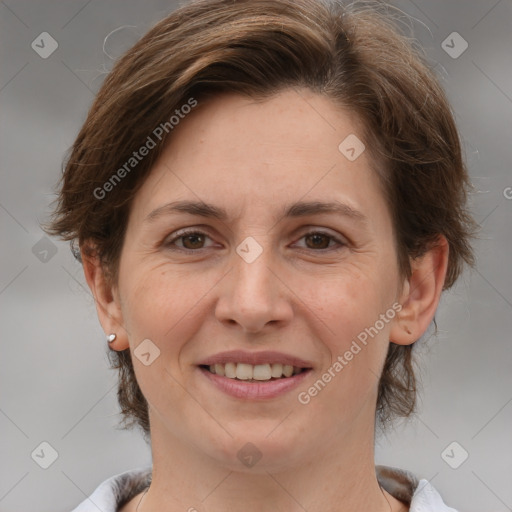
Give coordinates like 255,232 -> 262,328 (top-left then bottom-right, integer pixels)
70,465 -> 458,512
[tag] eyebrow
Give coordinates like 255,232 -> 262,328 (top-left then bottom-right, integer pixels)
145,199 -> 368,224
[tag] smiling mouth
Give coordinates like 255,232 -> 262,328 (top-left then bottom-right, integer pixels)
199,363 -> 309,382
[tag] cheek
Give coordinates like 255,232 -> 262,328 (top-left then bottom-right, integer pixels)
295,261 -> 397,343
120,263 -> 211,341
294,274 -> 395,429
296,262 -> 398,406
117,264 -> 209,419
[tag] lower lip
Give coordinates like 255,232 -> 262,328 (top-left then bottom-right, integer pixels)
198,366 -> 312,399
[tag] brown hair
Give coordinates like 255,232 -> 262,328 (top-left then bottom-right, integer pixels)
44,0 -> 477,436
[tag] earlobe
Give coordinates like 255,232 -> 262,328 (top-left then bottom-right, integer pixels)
390,236 -> 449,346
81,245 -> 130,350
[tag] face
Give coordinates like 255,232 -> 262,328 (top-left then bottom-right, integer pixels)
113,89 -> 406,470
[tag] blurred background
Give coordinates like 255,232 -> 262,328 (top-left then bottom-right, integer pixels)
0,0 -> 511,510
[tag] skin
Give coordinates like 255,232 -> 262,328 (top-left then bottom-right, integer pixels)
83,88 -> 448,512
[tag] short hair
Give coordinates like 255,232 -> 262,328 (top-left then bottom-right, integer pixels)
45,0 -> 477,436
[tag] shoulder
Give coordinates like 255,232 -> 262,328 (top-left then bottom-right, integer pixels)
376,465 -> 459,512
69,466 -> 152,512
410,478 -> 459,512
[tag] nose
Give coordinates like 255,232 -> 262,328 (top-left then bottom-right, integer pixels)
214,242 -> 293,334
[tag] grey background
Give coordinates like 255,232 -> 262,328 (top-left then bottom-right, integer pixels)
0,0 -> 511,511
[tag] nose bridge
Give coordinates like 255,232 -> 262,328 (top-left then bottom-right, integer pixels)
215,235 -> 291,332
232,235 -> 276,302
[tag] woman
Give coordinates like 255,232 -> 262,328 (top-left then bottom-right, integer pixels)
45,0 -> 477,510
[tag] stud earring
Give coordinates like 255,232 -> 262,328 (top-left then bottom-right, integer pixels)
107,333 -> 117,343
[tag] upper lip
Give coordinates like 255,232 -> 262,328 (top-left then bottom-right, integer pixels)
198,350 -> 313,368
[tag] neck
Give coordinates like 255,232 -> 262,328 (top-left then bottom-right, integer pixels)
136,412 -> 402,512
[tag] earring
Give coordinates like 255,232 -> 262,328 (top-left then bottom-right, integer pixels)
107,333 -> 117,343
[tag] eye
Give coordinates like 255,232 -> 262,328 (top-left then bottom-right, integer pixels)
164,229 -> 215,251
294,230 -> 346,251
163,228 -> 346,252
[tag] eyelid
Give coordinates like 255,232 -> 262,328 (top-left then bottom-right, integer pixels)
163,226 -> 348,252
293,228 -> 347,250
163,227 -> 217,250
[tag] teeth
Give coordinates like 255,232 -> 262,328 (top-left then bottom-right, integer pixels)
225,362 -> 237,378
253,364 -> 271,381
271,363 -> 283,378
205,362 -> 304,380
236,363 -> 253,380
283,365 -> 293,377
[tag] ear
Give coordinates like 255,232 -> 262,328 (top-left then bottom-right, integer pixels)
81,244 -> 129,351
390,235 -> 449,346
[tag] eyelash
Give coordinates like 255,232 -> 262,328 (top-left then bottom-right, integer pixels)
164,228 -> 346,253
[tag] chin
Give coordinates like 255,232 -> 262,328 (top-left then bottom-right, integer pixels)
202,426 -> 307,473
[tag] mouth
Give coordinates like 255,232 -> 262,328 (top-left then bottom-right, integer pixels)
199,362 -> 308,382
197,350 -> 313,399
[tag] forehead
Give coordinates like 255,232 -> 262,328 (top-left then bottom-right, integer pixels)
129,88 -> 389,227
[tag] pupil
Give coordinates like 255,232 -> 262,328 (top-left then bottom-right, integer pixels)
307,233 -> 329,249
184,234 -> 203,249
183,233 -> 329,250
